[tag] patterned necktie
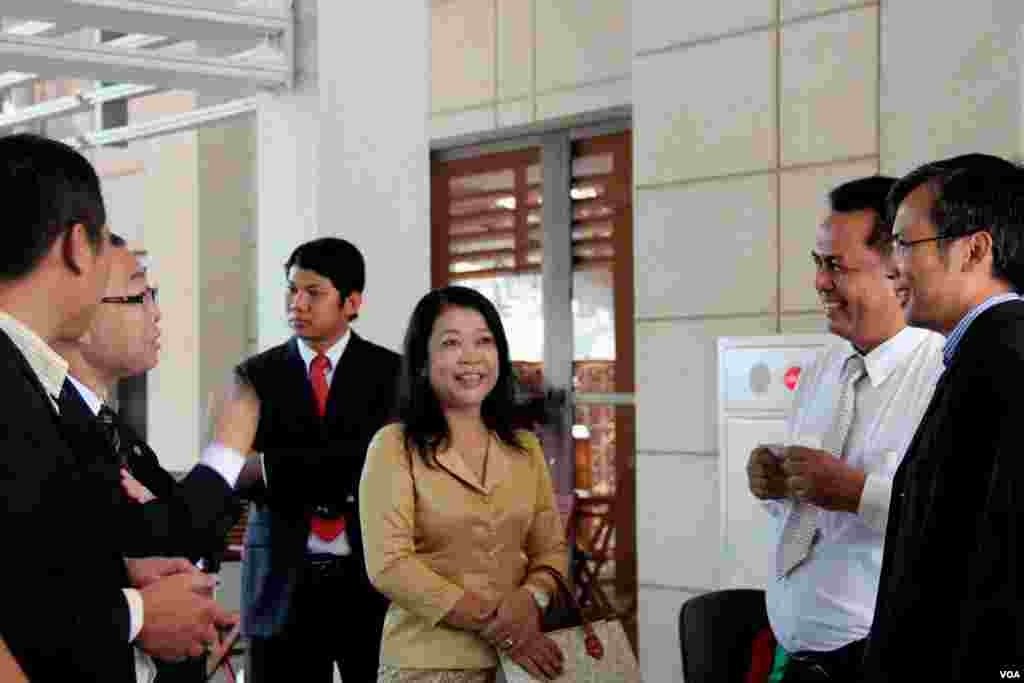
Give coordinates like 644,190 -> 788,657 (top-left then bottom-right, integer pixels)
309,353 -> 330,418
96,404 -> 127,469
308,353 -> 345,541
778,353 -> 866,577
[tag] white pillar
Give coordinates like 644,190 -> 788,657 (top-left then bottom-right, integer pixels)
255,1 -> 430,353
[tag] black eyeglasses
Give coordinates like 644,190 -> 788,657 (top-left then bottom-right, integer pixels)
101,287 -> 158,305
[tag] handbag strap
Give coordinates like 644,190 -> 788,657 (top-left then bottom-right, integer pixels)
526,564 -> 606,660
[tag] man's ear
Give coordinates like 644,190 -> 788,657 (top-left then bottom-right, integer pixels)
344,290 -> 363,317
964,230 -> 994,273
62,223 -> 98,276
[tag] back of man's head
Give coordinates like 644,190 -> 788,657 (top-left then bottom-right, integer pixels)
889,153 -> 1024,290
828,175 -> 898,253
0,134 -> 107,282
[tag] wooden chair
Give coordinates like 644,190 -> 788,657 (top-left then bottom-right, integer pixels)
572,494 -> 616,614
206,504 -> 250,682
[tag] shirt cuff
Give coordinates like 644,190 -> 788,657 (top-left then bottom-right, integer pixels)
123,588 -> 144,642
200,442 -> 247,488
857,472 -> 892,533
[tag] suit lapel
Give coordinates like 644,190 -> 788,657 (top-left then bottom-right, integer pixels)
286,337 -> 321,424
323,332 -> 365,434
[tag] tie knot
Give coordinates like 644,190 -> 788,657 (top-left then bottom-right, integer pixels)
311,353 -> 330,374
844,353 -> 866,383
97,404 -> 118,425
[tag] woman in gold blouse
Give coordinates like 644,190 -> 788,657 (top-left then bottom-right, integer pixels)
360,286 -> 568,682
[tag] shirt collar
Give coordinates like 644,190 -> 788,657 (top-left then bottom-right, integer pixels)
67,375 -> 104,416
943,292 -> 1021,366
297,329 -> 351,374
0,310 -> 69,402
850,326 -> 933,388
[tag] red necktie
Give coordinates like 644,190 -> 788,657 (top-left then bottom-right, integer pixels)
310,353 -> 330,417
308,353 -> 345,542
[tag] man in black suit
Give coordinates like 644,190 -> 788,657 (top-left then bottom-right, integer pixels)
862,155 -> 1024,681
55,237 -> 244,682
214,237 -> 401,682
0,133 -> 234,681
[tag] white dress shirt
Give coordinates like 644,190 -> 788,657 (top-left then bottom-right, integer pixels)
295,331 -> 353,555
201,331 -> 353,555
764,326 -> 944,653
0,312 -> 153,683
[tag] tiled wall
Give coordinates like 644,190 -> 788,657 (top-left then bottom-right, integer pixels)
428,0 -> 1022,680
429,0 -> 631,139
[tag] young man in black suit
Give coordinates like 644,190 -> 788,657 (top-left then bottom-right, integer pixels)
55,238 -> 244,682
213,237 -> 401,682
0,133 -> 234,681
863,155 -> 1024,681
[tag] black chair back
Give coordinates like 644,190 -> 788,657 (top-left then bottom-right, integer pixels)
679,588 -> 769,682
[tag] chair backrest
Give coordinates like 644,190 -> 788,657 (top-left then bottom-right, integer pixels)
679,588 -> 768,683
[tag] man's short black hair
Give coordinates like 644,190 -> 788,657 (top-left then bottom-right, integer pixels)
0,133 -> 107,281
888,153 -> 1024,289
828,175 -> 898,253
284,238 -> 366,319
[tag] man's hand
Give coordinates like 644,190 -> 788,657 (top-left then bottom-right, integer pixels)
136,573 -> 238,661
747,446 -> 788,500
121,468 -> 156,503
126,557 -> 199,590
506,632 -> 565,680
212,378 -> 260,454
781,446 -> 866,513
481,588 -> 543,656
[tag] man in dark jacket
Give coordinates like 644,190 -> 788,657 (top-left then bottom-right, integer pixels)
863,154 -> 1024,681
0,132 -> 233,681
213,237 -> 401,682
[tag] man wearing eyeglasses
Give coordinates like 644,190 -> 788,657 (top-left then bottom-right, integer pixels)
862,154 -> 1024,682
747,176 -> 944,683
54,236 -> 243,683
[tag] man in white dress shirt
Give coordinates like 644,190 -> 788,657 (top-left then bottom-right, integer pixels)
746,176 -> 945,682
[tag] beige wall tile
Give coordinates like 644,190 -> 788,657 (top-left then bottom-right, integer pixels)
429,105 -> 496,141
781,312 -> 830,333
636,316 -> 778,454
497,0 -> 532,100
634,0 -> 775,54
880,1 -> 1023,175
496,98 -> 532,128
534,76 -> 631,121
636,175 -> 778,319
535,0 -> 631,93
781,0 -> 868,22
639,585 -> 693,683
635,30 -> 776,185
780,7 -> 878,166
431,0 -> 496,112
637,453 -> 720,589
779,158 -> 879,311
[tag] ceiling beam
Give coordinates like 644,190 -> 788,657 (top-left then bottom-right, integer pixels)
2,0 -> 290,44
67,93 -> 258,148
0,32 -> 291,94
0,83 -> 159,130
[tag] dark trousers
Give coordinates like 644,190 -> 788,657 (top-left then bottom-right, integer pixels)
780,639 -> 866,683
154,656 -> 206,683
246,555 -> 388,683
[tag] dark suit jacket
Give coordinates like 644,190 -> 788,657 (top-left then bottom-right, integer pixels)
0,330 -> 136,682
238,333 -> 401,637
60,383 -> 241,564
863,301 -> 1024,681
